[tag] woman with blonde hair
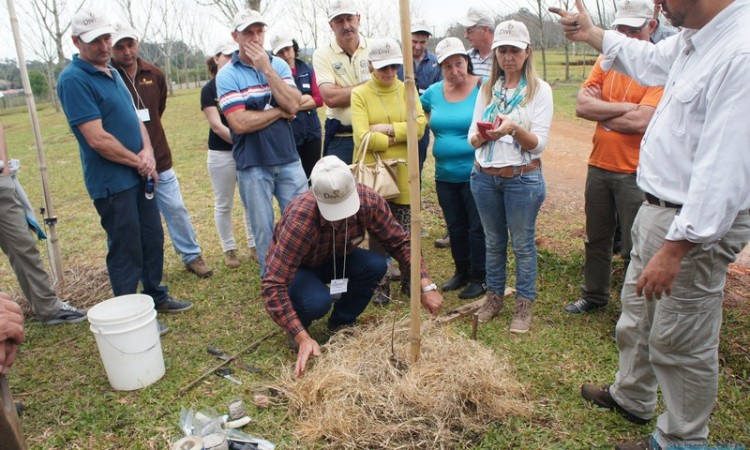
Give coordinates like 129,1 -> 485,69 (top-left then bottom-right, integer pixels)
468,20 -> 553,333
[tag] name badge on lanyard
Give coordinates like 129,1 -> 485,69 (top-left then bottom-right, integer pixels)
137,108 -> 151,122
330,278 -> 348,296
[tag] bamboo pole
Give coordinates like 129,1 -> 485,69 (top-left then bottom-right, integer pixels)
6,0 -> 64,282
397,0 -> 422,363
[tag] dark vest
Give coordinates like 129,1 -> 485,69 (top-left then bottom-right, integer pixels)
291,58 -> 322,143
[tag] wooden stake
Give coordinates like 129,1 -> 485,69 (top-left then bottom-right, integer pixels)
0,375 -> 26,450
178,331 -> 279,394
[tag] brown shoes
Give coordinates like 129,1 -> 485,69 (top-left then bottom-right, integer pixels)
224,250 -> 241,269
186,256 -> 213,278
475,291 -> 504,322
580,384 -> 651,425
509,298 -> 533,333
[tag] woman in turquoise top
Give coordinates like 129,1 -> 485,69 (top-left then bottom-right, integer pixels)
421,37 -> 486,300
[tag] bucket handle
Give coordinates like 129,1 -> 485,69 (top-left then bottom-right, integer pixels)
92,327 -> 160,355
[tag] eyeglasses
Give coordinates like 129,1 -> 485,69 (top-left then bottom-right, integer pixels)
613,24 -> 646,35
465,26 -> 480,35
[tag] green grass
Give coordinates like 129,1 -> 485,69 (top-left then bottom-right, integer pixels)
1,60 -> 748,449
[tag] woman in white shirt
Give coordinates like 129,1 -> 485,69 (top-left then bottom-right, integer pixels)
467,20 -> 553,333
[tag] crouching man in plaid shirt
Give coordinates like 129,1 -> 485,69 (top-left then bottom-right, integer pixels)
263,156 -> 443,377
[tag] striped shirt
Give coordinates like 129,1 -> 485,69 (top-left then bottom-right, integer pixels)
469,48 -> 493,78
262,184 -> 428,336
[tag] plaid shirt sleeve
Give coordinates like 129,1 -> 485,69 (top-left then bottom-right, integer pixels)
360,186 -> 429,279
262,194 -> 319,337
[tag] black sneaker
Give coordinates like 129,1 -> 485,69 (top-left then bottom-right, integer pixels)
157,320 -> 170,336
434,234 -> 450,249
155,297 -> 193,313
563,297 -> 606,314
581,384 -> 650,425
458,281 -> 486,299
43,302 -> 87,325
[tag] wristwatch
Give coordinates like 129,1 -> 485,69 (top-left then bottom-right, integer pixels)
421,283 -> 438,293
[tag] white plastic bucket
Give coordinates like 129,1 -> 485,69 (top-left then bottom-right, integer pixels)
87,294 -> 165,391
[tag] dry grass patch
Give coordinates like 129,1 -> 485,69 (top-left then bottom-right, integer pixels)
276,318 -> 532,449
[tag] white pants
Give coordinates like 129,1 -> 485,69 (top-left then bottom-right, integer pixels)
206,150 -> 254,252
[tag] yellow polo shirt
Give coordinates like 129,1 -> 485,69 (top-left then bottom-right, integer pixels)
313,35 -> 370,127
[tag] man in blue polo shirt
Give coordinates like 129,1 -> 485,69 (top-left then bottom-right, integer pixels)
57,9 -> 192,336
217,9 -> 307,273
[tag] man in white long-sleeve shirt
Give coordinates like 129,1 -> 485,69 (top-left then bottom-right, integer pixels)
551,1 -> 750,449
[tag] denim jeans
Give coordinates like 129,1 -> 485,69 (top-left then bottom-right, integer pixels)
470,167 -> 546,300
94,182 -> 169,306
155,168 -> 202,265
581,166 -> 643,305
435,180 -> 485,273
207,150 -> 254,252
288,248 -> 387,329
324,136 -> 355,165
237,160 -> 307,273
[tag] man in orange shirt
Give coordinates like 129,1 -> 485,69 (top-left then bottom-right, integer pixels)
564,0 -> 664,314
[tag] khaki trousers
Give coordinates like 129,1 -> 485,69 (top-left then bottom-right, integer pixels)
611,204 -> 750,447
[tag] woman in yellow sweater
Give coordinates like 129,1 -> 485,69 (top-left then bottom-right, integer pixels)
351,38 -> 426,304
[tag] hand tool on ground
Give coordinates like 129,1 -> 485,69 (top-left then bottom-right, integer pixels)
214,368 -> 242,385
179,331 -> 279,394
207,347 -> 261,373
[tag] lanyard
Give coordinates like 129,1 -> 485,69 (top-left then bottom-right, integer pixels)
331,219 -> 348,279
122,62 -> 146,110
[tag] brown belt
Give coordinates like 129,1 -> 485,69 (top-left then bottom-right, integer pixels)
474,159 -> 541,178
645,192 -> 682,209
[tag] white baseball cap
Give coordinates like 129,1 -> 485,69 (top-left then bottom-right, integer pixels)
612,0 -> 654,28
232,9 -> 266,32
368,38 -> 403,69
435,37 -> 468,64
71,9 -> 115,43
411,18 -> 432,35
458,7 -> 495,28
492,20 -> 530,50
311,156 -> 360,221
212,40 -> 238,56
328,0 -> 359,21
270,33 -> 294,54
111,22 -> 139,45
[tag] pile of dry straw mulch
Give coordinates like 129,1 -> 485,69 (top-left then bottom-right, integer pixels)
12,263 -> 111,317
276,317 -> 532,449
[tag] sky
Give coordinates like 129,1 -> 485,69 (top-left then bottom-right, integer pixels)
0,0 -> 549,63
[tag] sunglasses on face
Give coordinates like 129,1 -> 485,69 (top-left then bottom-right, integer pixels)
613,24 -> 646,35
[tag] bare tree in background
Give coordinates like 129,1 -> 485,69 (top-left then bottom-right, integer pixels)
116,0 -> 155,42
527,0 -> 549,80
23,0 -> 83,112
288,0 -> 330,51
196,0 -> 262,23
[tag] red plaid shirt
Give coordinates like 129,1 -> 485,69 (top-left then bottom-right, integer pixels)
262,184 -> 428,336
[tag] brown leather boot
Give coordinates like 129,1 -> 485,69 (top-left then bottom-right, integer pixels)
509,298 -> 533,333
475,291 -> 504,323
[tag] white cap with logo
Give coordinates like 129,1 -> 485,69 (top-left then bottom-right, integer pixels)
411,18 -> 432,35
612,0 -> 654,28
492,20 -> 531,50
212,40 -> 239,56
111,22 -> 139,45
368,38 -> 403,69
311,156 -> 360,221
270,33 -> 295,55
72,9 -> 115,43
232,9 -> 266,32
458,7 -> 495,28
435,37 -> 468,64
328,0 -> 359,21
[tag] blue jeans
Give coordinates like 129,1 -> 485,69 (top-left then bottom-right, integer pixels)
324,136 -> 355,165
288,248 -> 387,329
470,167 -> 546,300
237,160 -> 307,273
93,182 -> 169,306
435,180 -> 485,273
155,168 -> 202,264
